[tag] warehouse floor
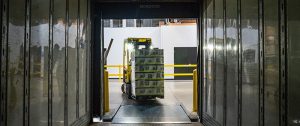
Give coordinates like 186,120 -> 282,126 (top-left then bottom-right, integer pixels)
103,79 -> 195,124
109,79 -> 194,113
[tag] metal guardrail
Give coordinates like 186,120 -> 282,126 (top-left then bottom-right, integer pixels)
103,68 -> 198,113
193,69 -> 198,112
104,64 -> 197,82
104,70 -> 109,112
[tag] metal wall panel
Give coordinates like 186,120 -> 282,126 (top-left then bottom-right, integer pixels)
68,0 -> 79,124
86,0 -> 91,114
52,0 -> 67,125
264,0 -> 280,125
225,0 -> 239,125
202,0 -> 208,115
29,0 -> 50,125
279,0 -> 287,125
214,0 -> 224,123
79,0 -> 88,117
201,0 -> 288,125
205,0 -> 214,117
7,0 -> 26,125
1,0 -> 91,125
198,0 -> 203,121
287,0 -> 300,125
0,1 -> 2,124
29,0 -> 51,126
240,0 -> 259,125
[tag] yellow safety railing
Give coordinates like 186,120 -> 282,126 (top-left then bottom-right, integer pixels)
164,64 -> 197,68
105,64 -> 197,81
105,65 -> 123,82
193,69 -> 198,112
104,70 -> 109,112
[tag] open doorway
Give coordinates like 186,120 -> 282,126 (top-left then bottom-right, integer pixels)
102,18 -> 199,123
90,1 -> 201,124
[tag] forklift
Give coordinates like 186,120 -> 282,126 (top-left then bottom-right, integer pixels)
121,38 -> 164,100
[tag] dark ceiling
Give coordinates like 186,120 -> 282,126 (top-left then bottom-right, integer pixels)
95,0 -> 200,19
95,0 -> 199,3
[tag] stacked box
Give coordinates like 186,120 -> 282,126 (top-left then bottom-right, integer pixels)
135,48 -> 164,57
135,73 -> 164,79
131,48 -> 164,98
135,88 -> 164,96
135,80 -> 164,88
135,65 -> 164,72
135,57 -> 164,64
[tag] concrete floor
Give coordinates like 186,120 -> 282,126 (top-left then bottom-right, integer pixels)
93,79 -> 201,125
108,79 -> 194,113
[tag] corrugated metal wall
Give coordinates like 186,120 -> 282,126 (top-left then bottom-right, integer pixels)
0,0 -> 91,125
2,0 -> 300,126
200,0 -> 300,126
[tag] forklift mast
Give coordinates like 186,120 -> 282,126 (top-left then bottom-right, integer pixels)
123,38 -> 152,84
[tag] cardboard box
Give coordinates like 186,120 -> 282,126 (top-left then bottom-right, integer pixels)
135,48 -> 164,57
135,65 -> 164,72
135,88 -> 164,96
135,73 -> 164,79
135,80 -> 164,88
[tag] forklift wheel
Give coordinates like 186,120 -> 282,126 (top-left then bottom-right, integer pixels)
121,84 -> 125,93
128,94 -> 133,99
126,84 -> 133,99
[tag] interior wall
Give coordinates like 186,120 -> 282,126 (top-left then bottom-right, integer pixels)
104,25 -> 197,79
161,25 -> 198,79
0,0 -> 91,125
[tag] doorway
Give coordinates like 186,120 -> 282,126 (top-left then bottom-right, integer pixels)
91,1 -> 202,124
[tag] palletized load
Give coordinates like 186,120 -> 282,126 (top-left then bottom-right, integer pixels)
135,57 -> 164,64
135,65 -> 164,72
135,48 -> 163,57
135,88 -> 164,96
135,72 -> 164,79
122,38 -> 165,99
131,48 -> 165,99
135,80 -> 164,88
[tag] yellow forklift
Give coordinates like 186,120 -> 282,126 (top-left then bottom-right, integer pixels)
121,38 -> 164,100
121,38 -> 152,98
